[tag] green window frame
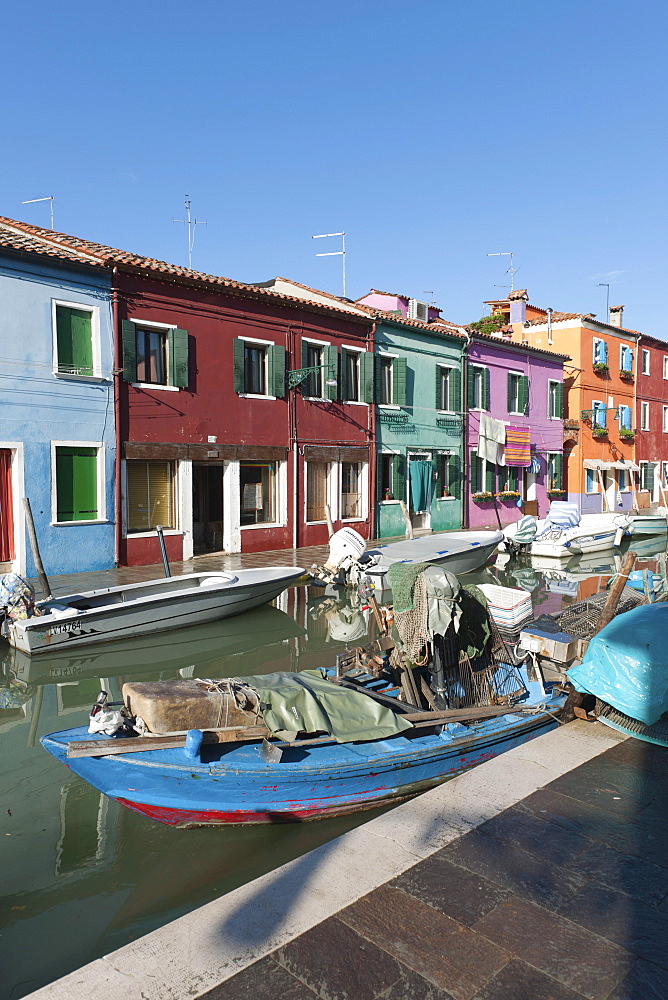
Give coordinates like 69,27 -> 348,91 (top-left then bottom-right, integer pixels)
55,304 -> 94,376
436,366 -> 461,412
122,321 -> 189,388
55,446 -> 99,522
548,380 -> 564,419
467,365 -> 490,411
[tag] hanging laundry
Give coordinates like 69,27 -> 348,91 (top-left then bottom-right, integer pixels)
478,412 -> 506,464
505,427 -> 531,467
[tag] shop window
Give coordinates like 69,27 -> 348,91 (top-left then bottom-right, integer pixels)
55,446 -> 99,522
240,462 -> 276,525
341,462 -> 363,519
126,460 -> 175,532
306,462 -> 329,522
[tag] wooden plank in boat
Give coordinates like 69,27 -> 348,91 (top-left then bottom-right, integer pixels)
67,725 -> 270,758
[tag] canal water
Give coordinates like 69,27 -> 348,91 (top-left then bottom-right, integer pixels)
2,535 -> 666,999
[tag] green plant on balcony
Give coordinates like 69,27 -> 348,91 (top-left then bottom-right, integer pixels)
592,426 -> 608,438
496,490 -> 521,500
619,369 -> 634,380
471,491 -> 494,503
619,428 -> 635,439
547,488 -> 566,498
593,362 -> 609,374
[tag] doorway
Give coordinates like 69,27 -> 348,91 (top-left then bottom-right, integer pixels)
192,463 -> 224,553
408,452 -> 433,532
0,450 -> 14,564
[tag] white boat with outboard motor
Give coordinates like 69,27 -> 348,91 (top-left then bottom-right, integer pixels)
503,502 -> 628,558
0,566 -> 305,655
310,526 -> 503,590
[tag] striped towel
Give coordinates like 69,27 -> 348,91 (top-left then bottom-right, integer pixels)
505,427 -> 531,467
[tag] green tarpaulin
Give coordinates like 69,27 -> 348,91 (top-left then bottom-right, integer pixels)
243,669 -> 414,743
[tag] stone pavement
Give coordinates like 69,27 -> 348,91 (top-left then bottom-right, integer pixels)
199,734 -> 668,1000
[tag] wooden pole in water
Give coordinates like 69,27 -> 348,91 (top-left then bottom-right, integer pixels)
597,549 -> 636,631
155,526 -> 171,578
398,500 -> 414,539
22,498 -> 52,599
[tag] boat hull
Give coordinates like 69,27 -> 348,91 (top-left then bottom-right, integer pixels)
365,531 -> 502,586
531,528 -> 619,558
4,568 -> 304,655
41,704 -> 562,827
624,515 -> 668,536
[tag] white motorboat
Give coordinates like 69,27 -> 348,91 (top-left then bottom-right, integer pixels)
361,530 -> 503,587
1,567 -> 305,655
503,502 -> 628,559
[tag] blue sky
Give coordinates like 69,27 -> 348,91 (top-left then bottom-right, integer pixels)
4,0 -> 667,334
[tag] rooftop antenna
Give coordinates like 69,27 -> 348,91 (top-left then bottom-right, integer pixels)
22,196 -> 54,229
487,251 -> 519,292
424,291 -> 435,305
597,283 -> 610,324
173,195 -> 206,269
313,231 -> 346,297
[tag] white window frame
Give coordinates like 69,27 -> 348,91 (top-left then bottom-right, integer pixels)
547,379 -> 559,420
592,337 -> 607,366
52,299 -> 102,381
304,459 -> 334,524
619,344 -> 634,372
663,357 -> 668,380
470,364 -> 486,410
339,460 -> 368,523
301,337 -> 331,401
585,468 -> 598,494
51,441 -> 107,526
437,364 -> 457,413
641,401 -> 650,430
377,351 -> 399,408
642,349 -> 650,375
662,461 -> 668,488
663,407 -> 668,433
238,458 -> 287,531
237,335 -> 277,400
507,370 -> 523,415
341,345 -> 366,406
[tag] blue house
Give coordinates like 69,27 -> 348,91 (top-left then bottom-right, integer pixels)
0,219 -> 116,578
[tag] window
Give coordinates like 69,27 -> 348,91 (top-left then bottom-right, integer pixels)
642,349 -> 650,374
507,372 -> 529,414
620,345 -> 633,372
498,465 -> 520,493
618,405 -> 632,431
306,462 -> 329,522
548,380 -> 563,419
662,462 -> 668,488
341,462 -> 362,519
126,460 -> 174,532
663,406 -> 668,433
618,469 -> 628,491
437,366 -> 460,412
122,321 -> 189,388
664,357 -> 668,380
640,461 -> 654,491
593,339 -> 608,367
342,350 -> 360,402
240,462 -> 276,525
470,451 -> 495,494
303,343 -> 324,397
379,454 -> 395,500
54,303 -> 95,376
55,446 -> 99,522
468,365 -> 489,410
592,400 -> 606,429
437,453 -> 460,498
547,453 -> 563,491
641,402 -> 650,430
233,338 -> 285,397
136,327 -> 167,385
378,356 -> 394,405
585,469 -> 598,493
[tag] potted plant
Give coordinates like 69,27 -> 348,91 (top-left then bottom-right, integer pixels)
497,490 -> 521,500
592,427 -> 608,438
441,488 -> 450,498
472,491 -> 494,503
547,488 -> 566,499
619,428 -> 635,439
619,369 -> 634,380
383,487 -> 394,501
593,362 -> 609,374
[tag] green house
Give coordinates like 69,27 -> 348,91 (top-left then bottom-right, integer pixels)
371,316 -> 466,538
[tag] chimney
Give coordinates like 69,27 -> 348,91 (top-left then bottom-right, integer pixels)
509,289 -> 529,324
609,304 -> 624,328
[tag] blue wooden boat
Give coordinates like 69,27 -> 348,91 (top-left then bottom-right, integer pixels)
41,667 -> 565,827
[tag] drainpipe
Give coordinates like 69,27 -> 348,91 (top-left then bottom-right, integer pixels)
460,327 -> 471,528
112,268 -> 122,567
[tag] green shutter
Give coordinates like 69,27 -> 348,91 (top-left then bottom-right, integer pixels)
509,467 -> 519,492
470,450 -> 479,493
483,367 -> 491,411
507,373 -> 514,413
268,344 -> 286,398
57,306 -> 93,375
450,369 -> 461,413
361,351 -> 375,403
392,453 -> 406,502
393,357 -> 407,405
556,381 -> 564,419
340,350 -> 348,402
233,338 -> 245,393
168,328 -> 189,387
555,453 -> 563,490
324,345 -> 339,401
436,366 -> 443,409
121,320 -> 137,383
486,461 -> 495,494
374,354 -> 383,403
376,453 -> 385,503
301,339 -> 309,370
519,375 -> 530,414
467,366 -> 475,408
448,453 -> 460,499
56,447 -> 97,521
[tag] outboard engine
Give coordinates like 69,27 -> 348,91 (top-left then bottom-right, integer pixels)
310,527 -> 367,587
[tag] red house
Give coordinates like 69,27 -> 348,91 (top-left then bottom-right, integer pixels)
112,259 -> 376,565
636,331 -> 668,504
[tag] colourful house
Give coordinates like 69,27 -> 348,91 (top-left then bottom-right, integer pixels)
0,218 -> 116,576
464,332 -> 568,529
356,290 -> 466,537
635,332 -> 668,504
499,294 -> 640,514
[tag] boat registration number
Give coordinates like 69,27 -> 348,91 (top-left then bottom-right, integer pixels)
39,621 -> 84,637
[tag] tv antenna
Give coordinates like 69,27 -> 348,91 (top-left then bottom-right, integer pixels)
313,231 -> 346,297
424,290 -> 435,305
173,196 -> 206,269
487,251 -> 520,292
22,196 -> 54,229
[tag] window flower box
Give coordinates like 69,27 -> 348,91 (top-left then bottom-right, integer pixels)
619,369 -> 634,380
471,491 -> 494,503
619,428 -> 635,439
592,427 -> 608,438
496,491 -> 521,500
547,489 -> 566,498
593,363 -> 609,374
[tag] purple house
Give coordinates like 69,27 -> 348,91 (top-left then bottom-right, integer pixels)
465,333 -> 568,529
356,289 -> 442,325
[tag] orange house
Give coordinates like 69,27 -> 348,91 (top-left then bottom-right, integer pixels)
487,294 -> 640,513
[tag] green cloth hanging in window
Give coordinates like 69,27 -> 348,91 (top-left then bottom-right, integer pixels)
409,461 -> 432,513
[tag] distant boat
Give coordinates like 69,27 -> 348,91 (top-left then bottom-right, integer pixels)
503,503 -> 628,558
1,567 -> 305,655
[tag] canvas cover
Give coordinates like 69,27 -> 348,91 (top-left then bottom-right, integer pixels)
567,603 -> 668,726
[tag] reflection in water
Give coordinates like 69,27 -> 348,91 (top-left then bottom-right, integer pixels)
2,543 -> 667,998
